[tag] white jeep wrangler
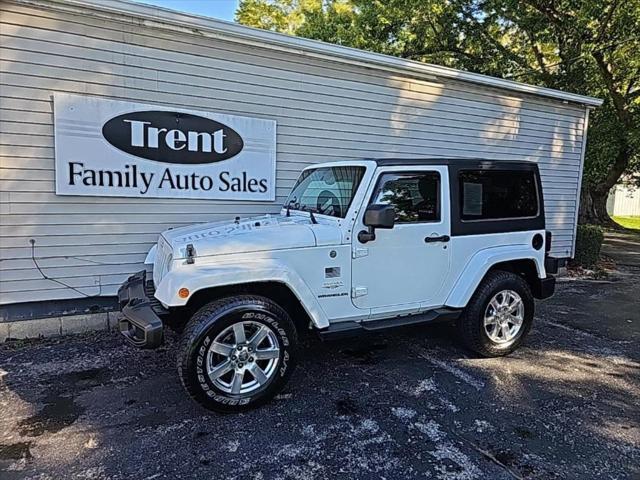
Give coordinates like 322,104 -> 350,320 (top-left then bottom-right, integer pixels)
118,158 -> 558,412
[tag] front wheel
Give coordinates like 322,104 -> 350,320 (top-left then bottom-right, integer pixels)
177,295 -> 298,413
456,270 -> 534,357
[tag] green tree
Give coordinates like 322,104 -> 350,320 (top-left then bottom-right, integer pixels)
236,0 -> 640,225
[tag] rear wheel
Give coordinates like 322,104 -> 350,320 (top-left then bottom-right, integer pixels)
457,270 -> 534,357
177,295 -> 297,413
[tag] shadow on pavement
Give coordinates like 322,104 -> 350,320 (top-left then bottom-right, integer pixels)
1,236 -> 639,479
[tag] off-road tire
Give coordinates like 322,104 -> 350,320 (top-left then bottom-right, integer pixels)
177,295 -> 298,413
457,270 -> 534,357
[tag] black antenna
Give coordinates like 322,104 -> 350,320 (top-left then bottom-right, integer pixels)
285,196 -> 296,217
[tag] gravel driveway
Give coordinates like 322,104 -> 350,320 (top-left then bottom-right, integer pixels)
1,242 -> 639,479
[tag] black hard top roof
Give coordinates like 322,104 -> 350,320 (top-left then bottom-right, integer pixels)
368,157 -> 538,168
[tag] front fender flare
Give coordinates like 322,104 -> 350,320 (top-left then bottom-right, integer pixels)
144,244 -> 157,265
445,246 -> 545,308
154,262 -> 329,329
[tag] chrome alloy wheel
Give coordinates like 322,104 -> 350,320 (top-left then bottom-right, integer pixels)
484,290 -> 525,344
206,321 -> 280,395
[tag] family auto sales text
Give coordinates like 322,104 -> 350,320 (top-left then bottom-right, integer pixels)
67,162 -> 269,194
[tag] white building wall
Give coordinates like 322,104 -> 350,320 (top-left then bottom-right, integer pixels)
0,0 -> 590,304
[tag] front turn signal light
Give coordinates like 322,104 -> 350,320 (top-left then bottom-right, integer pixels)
178,288 -> 190,299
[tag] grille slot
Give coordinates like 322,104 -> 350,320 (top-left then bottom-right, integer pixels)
153,236 -> 172,286
144,280 -> 167,315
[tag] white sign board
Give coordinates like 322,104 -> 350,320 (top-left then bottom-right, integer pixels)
54,93 -> 276,200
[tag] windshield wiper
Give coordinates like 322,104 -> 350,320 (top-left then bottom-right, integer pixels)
301,205 -> 318,224
285,200 -> 318,224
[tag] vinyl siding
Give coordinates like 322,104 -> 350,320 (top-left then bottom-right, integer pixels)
0,1 -> 589,304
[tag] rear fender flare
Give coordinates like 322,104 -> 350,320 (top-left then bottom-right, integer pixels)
446,246 -> 545,308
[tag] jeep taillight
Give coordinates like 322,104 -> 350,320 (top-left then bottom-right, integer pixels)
545,231 -> 552,253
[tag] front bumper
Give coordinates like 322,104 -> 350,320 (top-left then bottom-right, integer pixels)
118,270 -> 165,349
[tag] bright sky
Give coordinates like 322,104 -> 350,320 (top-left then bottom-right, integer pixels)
132,0 -> 239,22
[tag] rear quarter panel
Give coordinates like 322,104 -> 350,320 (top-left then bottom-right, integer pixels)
445,230 -> 546,308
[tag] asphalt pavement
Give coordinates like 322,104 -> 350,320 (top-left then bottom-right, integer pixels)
1,238 -> 639,479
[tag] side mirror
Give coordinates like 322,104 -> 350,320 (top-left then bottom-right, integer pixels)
358,204 -> 395,243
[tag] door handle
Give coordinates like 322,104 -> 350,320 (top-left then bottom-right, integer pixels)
424,235 -> 450,243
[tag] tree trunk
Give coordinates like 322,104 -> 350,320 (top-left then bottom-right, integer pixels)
578,124 -> 633,226
579,187 -> 615,226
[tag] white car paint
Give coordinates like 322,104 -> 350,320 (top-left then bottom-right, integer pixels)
149,160 -> 548,329
351,165 -> 452,316
445,237 -> 546,308
144,244 -> 157,265
161,214 -> 332,258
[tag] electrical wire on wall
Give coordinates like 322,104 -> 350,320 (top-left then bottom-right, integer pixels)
29,238 -> 103,298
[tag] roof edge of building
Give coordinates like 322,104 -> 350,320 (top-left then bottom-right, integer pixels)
10,0 -> 604,108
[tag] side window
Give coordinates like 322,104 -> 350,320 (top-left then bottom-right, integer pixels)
371,172 -> 440,223
460,170 -> 538,220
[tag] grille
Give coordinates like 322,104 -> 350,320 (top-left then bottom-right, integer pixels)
144,280 -> 167,315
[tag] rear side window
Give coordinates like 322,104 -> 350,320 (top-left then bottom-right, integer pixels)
371,172 -> 440,223
460,170 -> 538,220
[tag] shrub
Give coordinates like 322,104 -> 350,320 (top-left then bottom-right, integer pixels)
573,224 -> 604,268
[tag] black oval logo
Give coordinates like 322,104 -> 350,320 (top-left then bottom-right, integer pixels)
102,110 -> 244,164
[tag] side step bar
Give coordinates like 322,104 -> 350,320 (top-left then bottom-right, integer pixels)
318,308 -> 461,340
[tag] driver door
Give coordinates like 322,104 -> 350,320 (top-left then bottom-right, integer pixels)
351,166 -> 451,317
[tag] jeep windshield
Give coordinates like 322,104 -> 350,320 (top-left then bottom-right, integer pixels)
285,166 -> 366,219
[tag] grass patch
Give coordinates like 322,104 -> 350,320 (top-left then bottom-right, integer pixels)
612,216 -> 640,230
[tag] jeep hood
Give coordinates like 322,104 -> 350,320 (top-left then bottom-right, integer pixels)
160,214 -> 340,259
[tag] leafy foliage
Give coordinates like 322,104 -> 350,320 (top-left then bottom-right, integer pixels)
235,0 -> 307,33
573,224 -> 604,267
236,0 -> 640,224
